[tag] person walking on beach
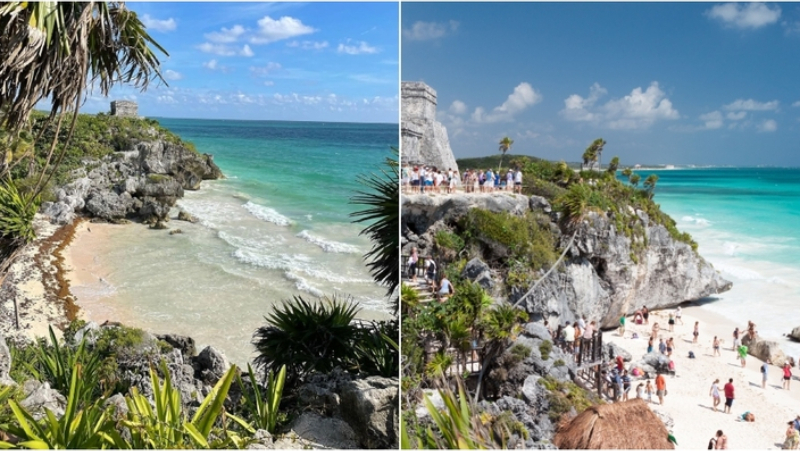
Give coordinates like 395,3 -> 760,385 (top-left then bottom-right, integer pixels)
647,337 -> 654,353
784,362 -> 793,390
642,306 -> 649,325
710,378 -> 722,412
659,338 -> 667,355
622,369 -> 632,401
652,322 -> 660,340
667,337 -> 675,357
761,360 -> 770,388
713,336 -> 721,357
636,382 -> 644,399
619,314 -> 626,337
693,321 -> 700,344
714,430 -> 728,449
668,312 -> 675,332
676,306 -> 683,325
738,344 -> 748,367
732,327 -> 740,352
723,378 -> 735,414
655,373 -> 667,405
645,379 -> 654,403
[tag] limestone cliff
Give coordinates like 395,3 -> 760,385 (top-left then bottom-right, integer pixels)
41,133 -> 222,225
401,82 -> 459,172
401,193 -> 732,329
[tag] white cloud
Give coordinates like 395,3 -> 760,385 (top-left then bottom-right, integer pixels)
198,43 -> 254,57
157,95 -> 177,104
472,82 -> 542,124
403,20 -> 459,41
287,40 -> 329,50
204,25 -> 247,44
250,62 -> 282,76
792,100 -> 800,107
203,59 -> 218,70
337,40 -> 379,55
164,70 -> 183,81
706,3 -> 781,29
758,119 -> 778,132
560,83 -> 608,122
723,98 -> 779,111
251,16 -> 315,44
561,82 -> 678,129
349,74 -> 393,84
700,111 -> 724,129
449,100 -> 467,115
263,81 -> 274,87
142,14 -> 176,32
726,111 -> 747,120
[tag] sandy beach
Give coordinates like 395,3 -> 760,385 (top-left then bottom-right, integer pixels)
605,305 -> 800,449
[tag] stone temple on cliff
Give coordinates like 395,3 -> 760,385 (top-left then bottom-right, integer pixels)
401,82 -> 459,173
110,100 -> 138,117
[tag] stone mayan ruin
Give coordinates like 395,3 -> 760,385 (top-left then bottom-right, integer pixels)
401,82 -> 459,173
110,100 -> 138,117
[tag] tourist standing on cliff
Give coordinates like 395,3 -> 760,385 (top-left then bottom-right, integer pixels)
437,275 -> 454,301
656,373 -> 667,405
402,164 -> 410,193
723,378 -> 735,413
411,166 -> 420,193
710,378 -> 721,412
515,168 -> 523,193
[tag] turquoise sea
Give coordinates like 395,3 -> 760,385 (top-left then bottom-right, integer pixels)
73,118 -> 397,365
642,167 -> 800,356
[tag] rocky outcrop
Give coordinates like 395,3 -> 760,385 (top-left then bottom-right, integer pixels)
41,138 -> 222,225
402,192 -> 732,329
401,82 -> 459,172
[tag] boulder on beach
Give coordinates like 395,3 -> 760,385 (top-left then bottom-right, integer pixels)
749,339 -> 786,366
789,326 -> 800,342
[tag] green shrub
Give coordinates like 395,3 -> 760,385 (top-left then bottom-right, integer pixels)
0,179 -> 40,243
434,230 -> 465,253
539,340 -> 553,360
236,364 -> 287,434
553,359 -> 565,367
538,375 -> 602,422
461,209 -> 556,270
508,344 -> 531,364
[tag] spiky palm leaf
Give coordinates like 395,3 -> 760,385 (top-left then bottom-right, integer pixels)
252,295 -> 362,383
350,147 -> 399,297
0,1 -> 167,196
0,179 -> 39,243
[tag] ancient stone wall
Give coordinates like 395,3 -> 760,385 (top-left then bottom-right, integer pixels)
401,82 -> 459,172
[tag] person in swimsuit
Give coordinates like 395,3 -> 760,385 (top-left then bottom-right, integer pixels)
715,430 -> 728,449
647,337 -> 654,353
732,327 -> 740,352
710,378 -> 721,412
642,306 -> 649,325
713,336 -> 721,356
693,321 -> 699,344
666,337 -> 675,357
652,322 -> 660,339
784,362 -> 793,390
676,306 -> 683,325
668,313 -> 675,332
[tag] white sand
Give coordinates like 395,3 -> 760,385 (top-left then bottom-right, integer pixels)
606,306 -> 800,449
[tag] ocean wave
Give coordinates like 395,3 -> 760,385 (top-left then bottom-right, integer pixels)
681,215 -> 712,226
243,201 -> 292,226
297,230 -> 360,254
283,272 -> 324,297
713,262 -> 789,285
233,248 -> 373,284
217,230 -> 285,251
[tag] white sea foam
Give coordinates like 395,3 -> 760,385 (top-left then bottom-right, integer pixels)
242,201 -> 292,226
283,272 -> 324,298
232,248 -> 373,284
681,215 -> 711,226
296,230 -> 360,254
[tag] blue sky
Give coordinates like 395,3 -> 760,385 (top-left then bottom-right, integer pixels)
81,2 -> 399,123
402,2 -> 800,166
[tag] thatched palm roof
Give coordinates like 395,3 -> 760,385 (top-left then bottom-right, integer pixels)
553,399 -> 674,449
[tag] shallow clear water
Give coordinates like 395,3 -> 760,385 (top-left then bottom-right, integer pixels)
640,167 -> 800,358
77,119 -> 398,365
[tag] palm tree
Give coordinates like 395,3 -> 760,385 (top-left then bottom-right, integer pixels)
497,136 -> 513,171
607,156 -> 620,174
622,167 -> 633,181
581,148 -> 595,171
473,303 -> 528,402
630,173 -> 641,188
350,148 -> 399,299
643,174 -> 659,198
590,138 -> 606,169
0,2 -> 167,197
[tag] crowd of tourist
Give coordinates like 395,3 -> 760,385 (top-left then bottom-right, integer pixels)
401,163 -> 523,194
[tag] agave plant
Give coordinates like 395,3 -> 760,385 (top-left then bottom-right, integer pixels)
252,295 -> 362,384
122,362 -> 239,449
353,320 -> 400,378
235,363 -> 286,434
0,361 -> 121,449
0,179 -> 39,243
